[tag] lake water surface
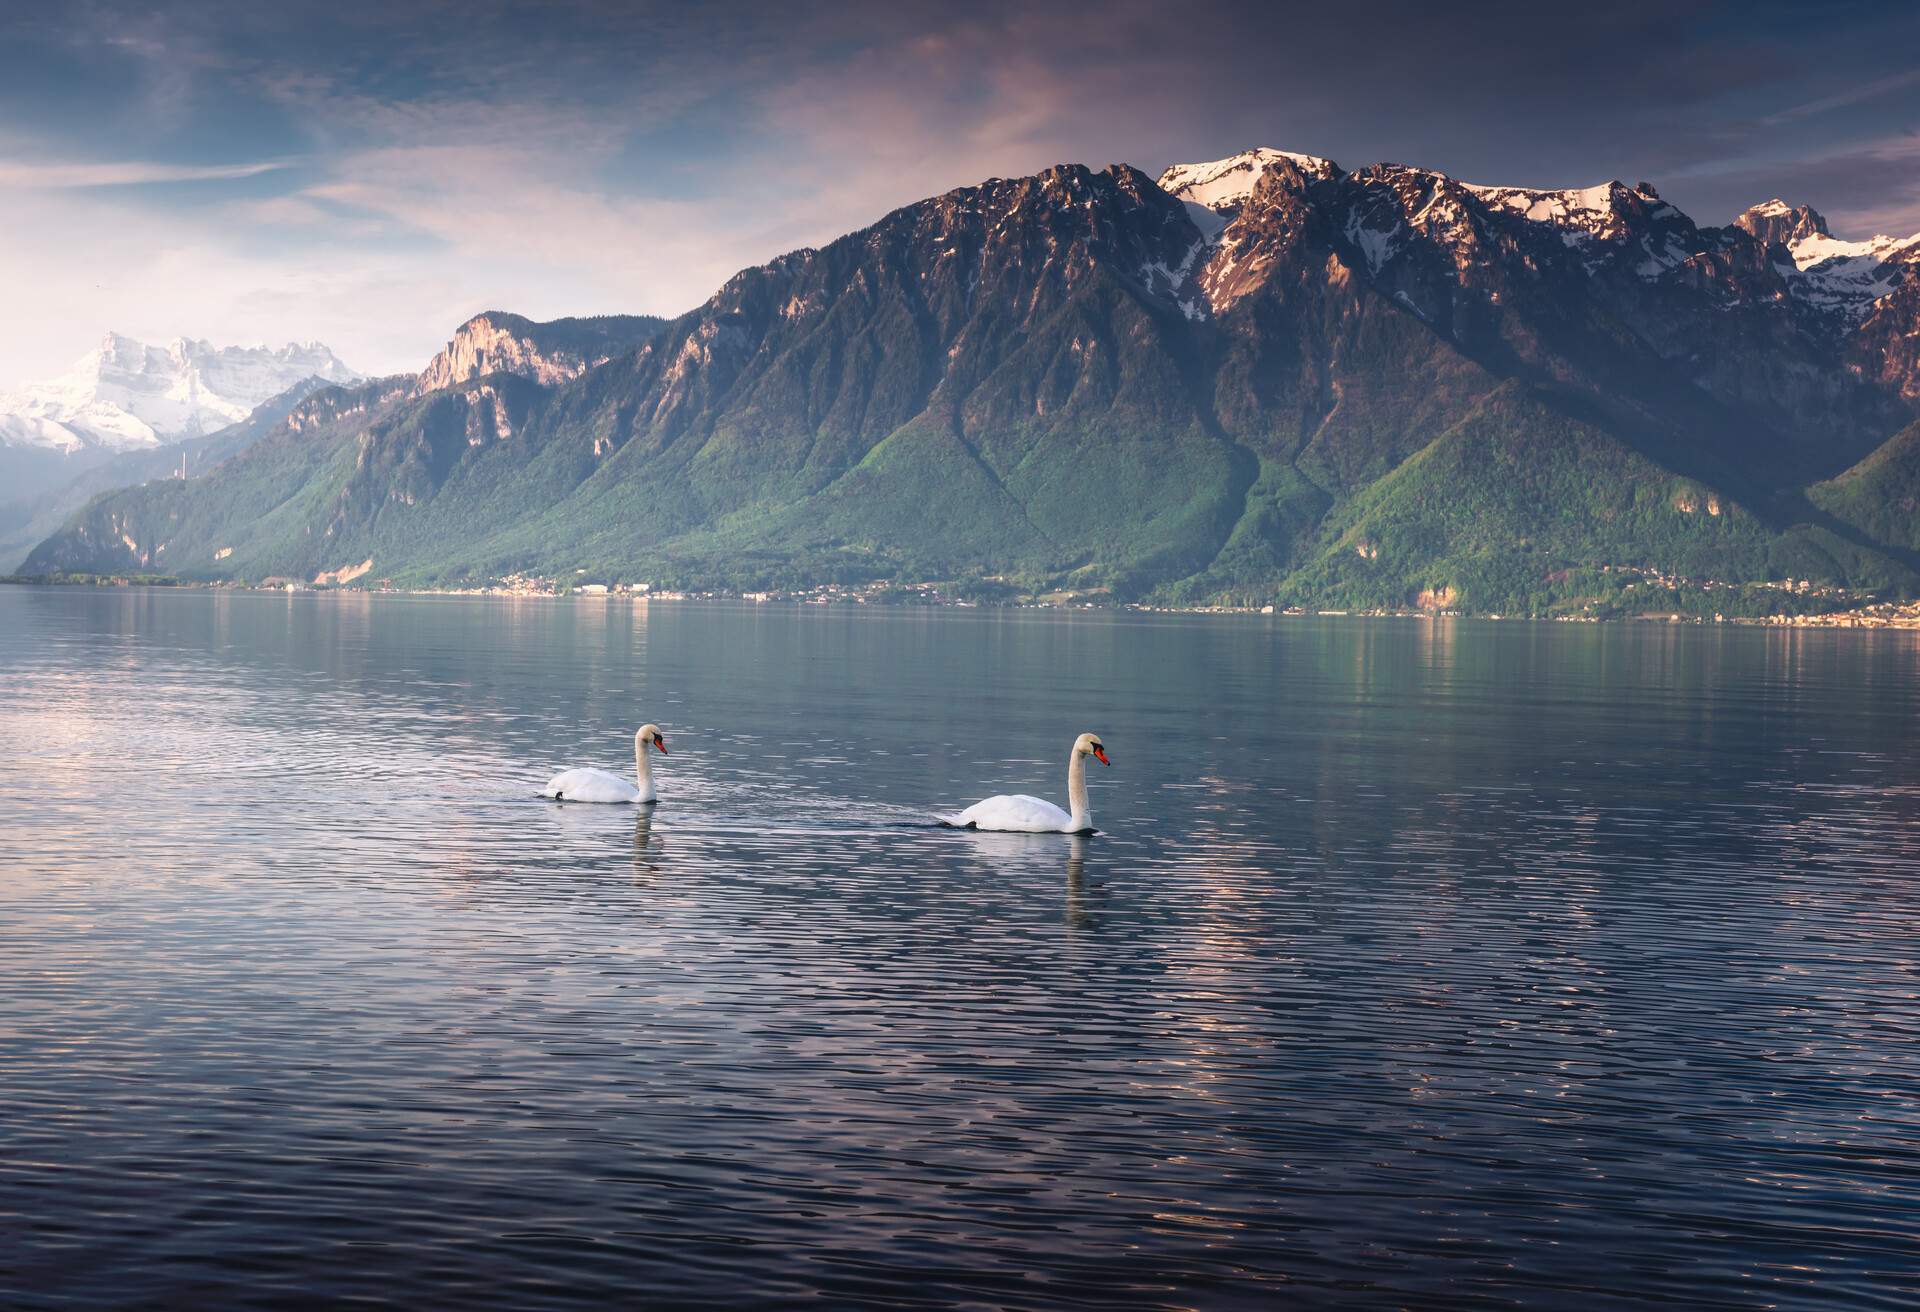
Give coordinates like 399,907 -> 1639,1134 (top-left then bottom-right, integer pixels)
2,587 -> 1918,1308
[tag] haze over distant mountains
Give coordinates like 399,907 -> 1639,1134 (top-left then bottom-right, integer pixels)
23,148 -> 1920,615
0,335 -> 359,453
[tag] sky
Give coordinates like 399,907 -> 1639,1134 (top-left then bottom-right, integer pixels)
5,0 -> 1920,379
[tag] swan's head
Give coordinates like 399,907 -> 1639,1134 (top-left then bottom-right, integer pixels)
1074,732 -> 1110,766
636,724 -> 668,755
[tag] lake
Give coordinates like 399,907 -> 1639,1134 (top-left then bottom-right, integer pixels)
2,586 -> 1917,1309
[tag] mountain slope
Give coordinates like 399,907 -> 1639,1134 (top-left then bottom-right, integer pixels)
1808,419 -> 1920,553
1275,381 -> 1910,613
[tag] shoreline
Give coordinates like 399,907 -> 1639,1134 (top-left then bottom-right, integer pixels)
6,574 -> 1919,628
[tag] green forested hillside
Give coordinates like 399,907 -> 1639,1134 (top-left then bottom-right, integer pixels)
1272,384 -> 1912,613
1810,420 -> 1920,553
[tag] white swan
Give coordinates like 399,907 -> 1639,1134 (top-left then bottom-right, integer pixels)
939,733 -> 1110,833
541,725 -> 667,804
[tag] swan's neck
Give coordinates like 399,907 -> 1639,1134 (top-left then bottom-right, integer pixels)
1066,749 -> 1091,832
633,737 -> 655,798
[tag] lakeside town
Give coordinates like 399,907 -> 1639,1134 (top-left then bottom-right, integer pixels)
10,566 -> 1920,627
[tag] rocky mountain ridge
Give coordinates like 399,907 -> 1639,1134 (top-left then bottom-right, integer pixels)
413,312 -> 665,394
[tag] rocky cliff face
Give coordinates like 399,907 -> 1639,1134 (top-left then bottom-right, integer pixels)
1735,198 -> 1830,247
414,312 -> 665,394
286,376 -> 414,434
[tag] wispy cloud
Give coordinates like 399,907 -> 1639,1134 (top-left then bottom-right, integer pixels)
1762,67 -> 1920,125
0,158 -> 290,188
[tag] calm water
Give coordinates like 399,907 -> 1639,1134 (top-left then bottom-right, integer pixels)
2,587 -> 1918,1309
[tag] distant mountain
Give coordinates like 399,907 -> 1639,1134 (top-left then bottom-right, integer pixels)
0,334 -> 360,453
25,152 -> 1920,615
0,333 -> 361,512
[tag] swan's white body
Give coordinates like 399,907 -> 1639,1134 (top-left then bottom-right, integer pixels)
542,766 -> 648,804
940,733 -> 1109,834
542,725 -> 666,804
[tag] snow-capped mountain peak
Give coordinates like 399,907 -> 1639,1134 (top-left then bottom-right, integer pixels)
1733,199 -> 1920,326
1157,147 -> 1341,216
0,335 -> 360,453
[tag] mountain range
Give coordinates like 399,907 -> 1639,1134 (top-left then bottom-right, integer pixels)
0,334 -> 358,455
0,335 -> 362,568
22,149 -> 1920,616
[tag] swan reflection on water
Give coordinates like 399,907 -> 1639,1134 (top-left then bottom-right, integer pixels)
948,829 -> 1099,930
1064,833 -> 1093,931
631,809 -> 660,880
541,792 -> 1098,924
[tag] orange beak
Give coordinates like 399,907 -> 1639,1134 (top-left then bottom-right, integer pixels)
1092,745 -> 1110,766
653,736 -> 668,754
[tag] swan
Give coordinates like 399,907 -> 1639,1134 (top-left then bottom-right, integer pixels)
541,725 -> 667,804
939,733 -> 1110,834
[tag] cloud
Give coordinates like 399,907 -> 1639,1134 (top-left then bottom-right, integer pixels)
1761,67 -> 1920,125
1661,134 -> 1920,239
0,157 -> 290,188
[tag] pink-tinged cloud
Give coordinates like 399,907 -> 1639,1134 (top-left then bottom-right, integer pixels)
0,158 -> 290,188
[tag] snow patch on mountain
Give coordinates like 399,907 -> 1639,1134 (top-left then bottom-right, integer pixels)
1140,235 -> 1214,319
1157,148 -> 1340,217
1635,233 -> 1697,279
1344,207 -> 1402,275
1179,200 -> 1229,243
0,334 -> 359,453
1780,233 -> 1920,323
1466,181 -> 1621,232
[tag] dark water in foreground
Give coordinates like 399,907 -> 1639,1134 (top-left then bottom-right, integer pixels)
1,587 -> 1918,1309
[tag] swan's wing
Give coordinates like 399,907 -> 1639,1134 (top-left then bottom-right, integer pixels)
541,767 -> 637,803
944,793 -> 1073,833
